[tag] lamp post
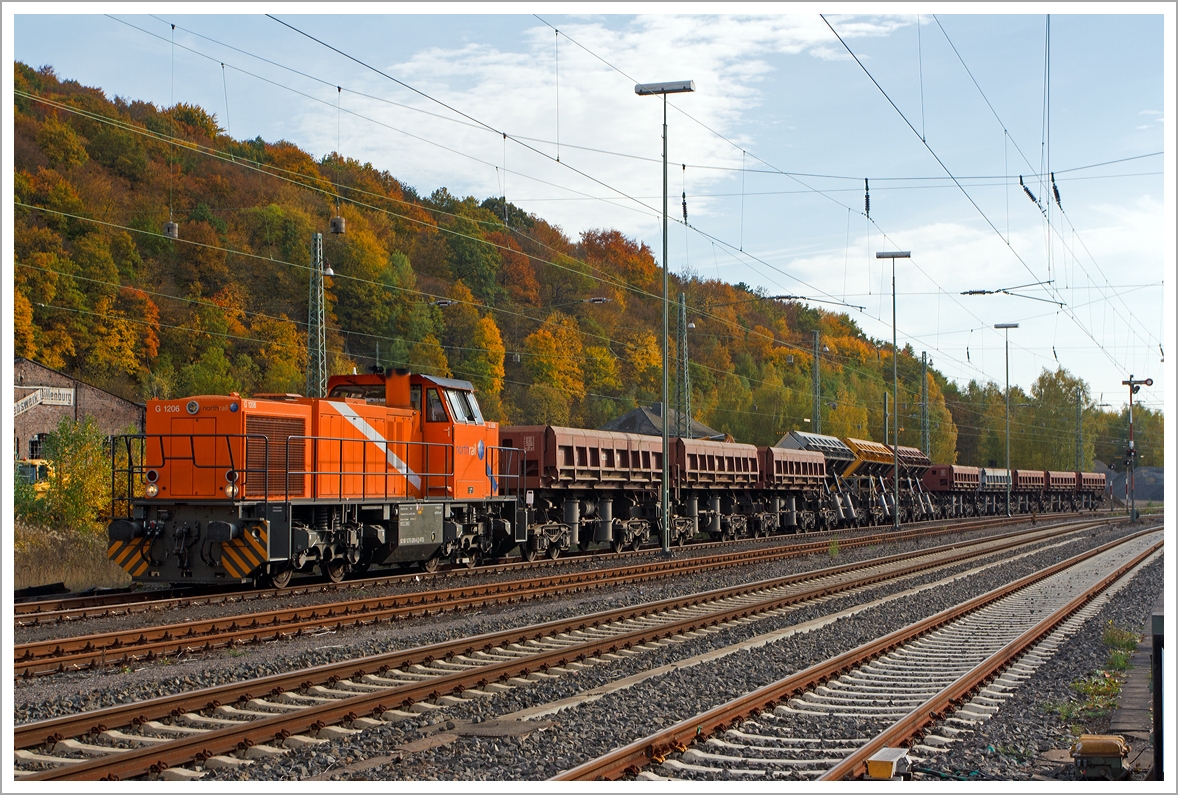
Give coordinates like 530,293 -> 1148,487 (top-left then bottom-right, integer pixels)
876,251 -> 910,530
1121,375 -> 1152,521
995,323 -> 1019,516
636,79 -> 694,554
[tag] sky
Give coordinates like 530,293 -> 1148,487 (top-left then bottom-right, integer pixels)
5,3 -> 1174,415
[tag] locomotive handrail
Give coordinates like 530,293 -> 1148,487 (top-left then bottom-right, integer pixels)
108,433 -> 272,518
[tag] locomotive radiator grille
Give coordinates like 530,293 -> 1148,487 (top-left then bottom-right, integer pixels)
245,415 -> 307,497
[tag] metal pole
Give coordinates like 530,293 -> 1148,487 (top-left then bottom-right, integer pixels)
1005,329 -> 1011,517
661,94 -> 670,553
1128,381 -> 1135,521
812,330 -> 821,435
921,351 -> 930,457
1075,387 -> 1082,471
892,257 -> 899,531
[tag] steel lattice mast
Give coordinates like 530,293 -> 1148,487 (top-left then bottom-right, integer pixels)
306,232 -> 327,398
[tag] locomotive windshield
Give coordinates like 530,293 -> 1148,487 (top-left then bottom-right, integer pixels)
445,388 -> 484,424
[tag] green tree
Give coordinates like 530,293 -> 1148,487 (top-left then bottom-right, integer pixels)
15,417 -> 110,532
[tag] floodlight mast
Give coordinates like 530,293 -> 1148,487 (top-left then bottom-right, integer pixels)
636,79 -> 694,554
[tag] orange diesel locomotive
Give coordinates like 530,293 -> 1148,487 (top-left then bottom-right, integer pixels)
108,369 -> 520,586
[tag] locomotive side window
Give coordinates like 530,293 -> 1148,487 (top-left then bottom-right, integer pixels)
329,383 -> 386,404
425,388 -> 449,422
410,385 -> 422,413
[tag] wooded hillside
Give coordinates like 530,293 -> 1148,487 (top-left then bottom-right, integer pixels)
13,63 -> 1161,469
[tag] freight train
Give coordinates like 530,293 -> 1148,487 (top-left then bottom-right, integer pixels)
106,367 -> 1107,587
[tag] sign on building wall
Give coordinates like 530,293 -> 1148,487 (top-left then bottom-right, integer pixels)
13,387 -> 75,416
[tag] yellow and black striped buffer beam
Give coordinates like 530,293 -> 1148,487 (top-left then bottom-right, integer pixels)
108,539 -> 150,578
219,524 -> 269,580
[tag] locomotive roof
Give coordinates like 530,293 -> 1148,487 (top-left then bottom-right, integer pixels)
416,374 -> 476,391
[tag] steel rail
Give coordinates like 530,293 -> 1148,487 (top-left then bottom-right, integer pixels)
15,520 -> 1113,773
817,533 -> 1163,781
15,511 -> 1103,623
549,525 -> 1160,781
13,517 -> 1107,676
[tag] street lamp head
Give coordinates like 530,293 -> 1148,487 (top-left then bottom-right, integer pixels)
635,80 -> 696,95
687,322 -> 696,329
585,297 -> 612,305
875,251 -> 911,259
994,322 -> 1019,329
431,299 -> 455,308
322,264 -> 334,277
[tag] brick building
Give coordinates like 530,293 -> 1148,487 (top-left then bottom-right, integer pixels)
13,358 -> 145,460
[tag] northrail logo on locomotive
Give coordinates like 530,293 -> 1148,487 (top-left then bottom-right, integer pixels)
328,402 -> 424,490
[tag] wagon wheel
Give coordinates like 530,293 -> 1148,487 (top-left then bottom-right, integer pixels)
610,538 -> 626,555
268,565 -> 293,590
321,558 -> 347,584
578,537 -> 592,553
523,547 -> 539,563
422,553 -> 442,574
676,533 -> 686,548
463,550 -> 481,570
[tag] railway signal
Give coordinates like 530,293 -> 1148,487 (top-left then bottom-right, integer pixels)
1121,375 -> 1151,521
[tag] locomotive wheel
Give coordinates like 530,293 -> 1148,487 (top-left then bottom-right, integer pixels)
321,559 -> 347,583
547,544 -> 561,561
523,547 -> 539,563
610,538 -> 625,555
463,550 -> 481,569
578,538 -> 592,553
268,565 -> 293,589
423,553 -> 442,574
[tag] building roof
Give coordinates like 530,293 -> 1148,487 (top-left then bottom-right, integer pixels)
598,404 -> 728,440
14,357 -> 144,408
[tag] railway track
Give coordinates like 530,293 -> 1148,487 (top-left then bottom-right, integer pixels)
552,524 -> 1163,782
15,510 -> 1104,626
14,517 -> 1111,677
14,516 -> 1127,780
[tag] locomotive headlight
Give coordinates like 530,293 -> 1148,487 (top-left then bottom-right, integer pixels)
225,484 -> 238,499
145,483 -> 159,498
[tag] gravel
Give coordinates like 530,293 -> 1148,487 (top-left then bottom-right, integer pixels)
15,518 -> 1094,721
913,553 -> 1164,782
184,521 -> 1151,781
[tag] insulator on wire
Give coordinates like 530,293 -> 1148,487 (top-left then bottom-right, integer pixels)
864,178 -> 870,218
681,191 -> 688,223
1019,176 -> 1045,214
1051,172 -> 1063,210
164,221 -> 179,239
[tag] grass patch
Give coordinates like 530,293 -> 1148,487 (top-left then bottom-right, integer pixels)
14,519 -> 130,592
1102,620 -> 1141,651
1046,623 -> 1143,734
828,538 -> 840,557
